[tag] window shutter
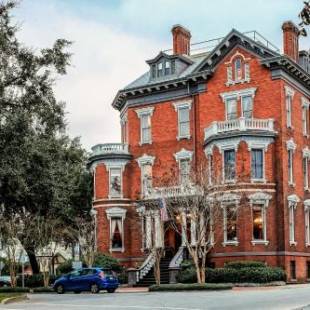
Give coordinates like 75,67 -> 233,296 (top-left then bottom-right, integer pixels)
244,63 -> 250,81
227,66 -> 233,84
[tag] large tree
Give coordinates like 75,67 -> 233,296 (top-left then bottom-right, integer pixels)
0,1 -> 92,273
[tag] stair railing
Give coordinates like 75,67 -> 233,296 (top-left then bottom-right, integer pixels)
169,246 -> 185,269
136,252 -> 155,282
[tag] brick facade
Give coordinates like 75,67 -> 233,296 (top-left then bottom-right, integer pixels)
89,22 -> 310,282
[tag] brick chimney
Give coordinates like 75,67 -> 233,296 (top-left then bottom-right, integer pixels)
282,21 -> 300,62
171,24 -> 191,56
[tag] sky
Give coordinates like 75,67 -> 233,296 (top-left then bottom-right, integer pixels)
14,0 -> 308,150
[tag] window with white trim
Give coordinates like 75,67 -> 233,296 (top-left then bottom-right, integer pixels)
225,52 -> 251,86
223,205 -> 238,244
179,158 -> 190,184
109,167 -> 122,198
234,58 -> 242,81
302,98 -> 310,136
141,163 -> 152,197
224,149 -> 236,181
121,115 -> 128,144
226,98 -> 238,120
303,157 -> 309,190
173,101 -> 191,140
288,195 -> 299,246
252,205 -> 266,241
241,95 -> 253,118
285,86 -> 294,128
251,149 -> 264,180
208,154 -> 213,185
305,204 -> 310,246
135,107 -> 154,145
288,149 -> 294,185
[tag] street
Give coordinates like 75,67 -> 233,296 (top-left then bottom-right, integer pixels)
3,285 -> 310,310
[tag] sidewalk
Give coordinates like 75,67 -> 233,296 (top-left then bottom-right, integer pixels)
117,287 -> 149,293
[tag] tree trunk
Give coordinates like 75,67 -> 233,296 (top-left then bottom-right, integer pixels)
25,246 -> 40,274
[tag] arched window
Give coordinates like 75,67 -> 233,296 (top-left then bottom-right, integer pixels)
234,58 -> 242,81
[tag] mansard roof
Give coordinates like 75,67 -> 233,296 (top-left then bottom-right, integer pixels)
112,29 -> 310,111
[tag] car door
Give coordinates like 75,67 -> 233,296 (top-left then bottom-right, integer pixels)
66,270 -> 82,291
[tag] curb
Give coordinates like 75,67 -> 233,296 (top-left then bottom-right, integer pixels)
1,294 -> 28,305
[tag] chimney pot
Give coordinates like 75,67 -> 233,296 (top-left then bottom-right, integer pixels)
282,21 -> 300,62
171,24 -> 191,56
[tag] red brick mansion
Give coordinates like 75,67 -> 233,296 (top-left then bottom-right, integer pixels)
88,21 -> 310,283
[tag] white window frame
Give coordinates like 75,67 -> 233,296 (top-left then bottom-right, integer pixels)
106,207 -> 127,253
135,107 -> 154,145
250,147 -> 265,183
286,139 -> 297,186
249,192 -> 271,245
109,167 -> 123,199
303,148 -> 310,191
174,148 -> 193,185
220,194 -> 240,246
288,194 -> 300,246
173,100 -> 192,140
223,148 -> 236,183
285,86 -> 295,129
241,94 -> 254,118
305,200 -> 310,246
136,154 -> 155,198
120,114 -> 128,144
302,97 -> 310,137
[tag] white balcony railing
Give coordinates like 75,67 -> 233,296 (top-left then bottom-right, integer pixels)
204,117 -> 275,140
91,143 -> 129,156
144,185 -> 199,200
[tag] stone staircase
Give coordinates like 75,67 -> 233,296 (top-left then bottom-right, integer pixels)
134,256 -> 171,287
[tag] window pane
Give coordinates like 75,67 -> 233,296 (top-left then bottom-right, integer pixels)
242,96 -> 253,118
179,107 -> 189,122
142,164 -> 152,195
227,207 -> 237,241
111,217 -> 123,249
226,99 -> 237,120
224,150 -> 235,180
110,168 -> 121,197
251,149 -> 263,179
253,206 -> 264,240
180,159 -> 190,184
179,122 -> 190,137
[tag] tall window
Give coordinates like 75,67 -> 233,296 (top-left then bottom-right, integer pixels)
157,62 -> 163,77
288,149 -> 294,185
224,205 -> 238,243
251,149 -> 264,180
252,205 -> 265,241
290,261 -> 296,280
164,60 -> 171,75
224,149 -> 236,181
141,163 -> 152,197
234,58 -> 242,81
286,94 -> 292,128
109,168 -> 122,198
180,158 -> 190,184
302,105 -> 310,136
226,98 -> 238,120
208,154 -> 213,185
305,206 -> 310,245
141,114 -> 151,144
303,157 -> 309,189
178,107 -> 190,138
121,117 -> 128,144
111,217 -> 123,250
242,95 -> 253,118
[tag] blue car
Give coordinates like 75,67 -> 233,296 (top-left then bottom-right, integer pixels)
53,268 -> 119,294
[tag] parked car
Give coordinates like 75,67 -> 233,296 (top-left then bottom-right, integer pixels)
53,268 -> 119,294
0,276 -> 10,287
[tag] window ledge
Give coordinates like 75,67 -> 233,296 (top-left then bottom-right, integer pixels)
288,182 -> 296,188
304,187 -> 310,192
289,241 -> 297,246
306,243 -> 310,247
251,240 -> 269,246
110,248 -> 124,252
287,125 -> 294,130
304,134 -> 310,138
177,135 -> 191,141
222,241 -> 239,247
226,79 -> 250,86
108,196 -> 123,200
223,179 -> 236,184
251,179 -> 266,184
139,141 -> 152,146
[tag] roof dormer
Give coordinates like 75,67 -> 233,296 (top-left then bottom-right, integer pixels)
146,52 -> 193,81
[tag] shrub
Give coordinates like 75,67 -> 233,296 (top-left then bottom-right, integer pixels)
56,260 -> 74,275
149,283 -> 233,292
205,267 -> 286,283
31,287 -> 54,293
16,274 -> 56,287
0,287 -> 29,293
177,267 -> 197,284
224,261 -> 266,269
93,254 -> 122,272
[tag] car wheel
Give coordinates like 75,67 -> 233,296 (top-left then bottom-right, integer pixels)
90,283 -> 100,294
56,284 -> 65,294
107,288 -> 116,293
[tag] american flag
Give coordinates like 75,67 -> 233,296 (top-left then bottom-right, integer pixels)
159,197 -> 169,222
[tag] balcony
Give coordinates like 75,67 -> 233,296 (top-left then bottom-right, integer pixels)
144,185 -> 199,200
91,143 -> 129,156
204,118 -> 275,141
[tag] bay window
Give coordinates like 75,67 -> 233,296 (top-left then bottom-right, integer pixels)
109,167 -> 122,198
223,205 -> 238,244
251,149 -> 264,181
224,149 -> 236,181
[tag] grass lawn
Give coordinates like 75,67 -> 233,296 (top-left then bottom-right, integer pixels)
0,293 -> 22,303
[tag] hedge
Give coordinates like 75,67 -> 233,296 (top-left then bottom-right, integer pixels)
224,261 -> 266,269
93,254 -> 122,272
16,274 -> 57,288
0,287 -> 29,293
31,287 -> 54,293
177,267 -> 286,284
149,283 -> 233,292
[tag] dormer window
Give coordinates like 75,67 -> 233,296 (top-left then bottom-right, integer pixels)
165,60 -> 171,75
149,57 -> 177,80
234,58 -> 242,81
157,62 -> 163,77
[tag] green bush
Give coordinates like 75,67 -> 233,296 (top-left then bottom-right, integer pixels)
56,259 -> 74,275
224,261 -> 266,269
31,287 -> 54,293
177,267 -> 197,283
0,287 -> 29,293
93,254 -> 122,272
205,267 -> 285,283
149,283 -> 233,292
16,274 -> 56,287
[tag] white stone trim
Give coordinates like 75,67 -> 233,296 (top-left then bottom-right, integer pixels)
174,148 -> 193,161
303,147 -> 310,159
106,207 -> 127,253
172,99 -> 192,111
220,193 -> 241,205
288,194 -> 300,205
136,154 -> 155,167
301,97 -> 310,108
305,200 -> 310,208
249,192 -> 272,206
220,87 -> 257,102
135,106 -> 155,118
288,194 -> 299,246
286,138 -> 297,151
285,85 -> 295,97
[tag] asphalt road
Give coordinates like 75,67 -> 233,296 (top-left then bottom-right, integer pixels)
3,285 -> 310,310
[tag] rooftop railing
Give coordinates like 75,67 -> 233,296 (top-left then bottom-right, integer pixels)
204,117 -> 275,141
91,143 -> 129,156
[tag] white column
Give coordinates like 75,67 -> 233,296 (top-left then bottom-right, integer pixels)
146,215 -> 152,249
190,216 -> 196,246
154,212 -> 163,248
181,212 -> 187,246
